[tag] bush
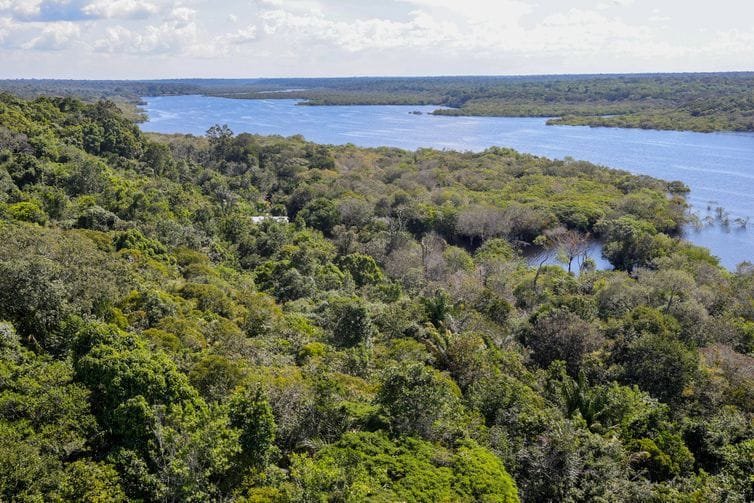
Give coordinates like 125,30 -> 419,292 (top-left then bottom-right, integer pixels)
7,200 -> 46,224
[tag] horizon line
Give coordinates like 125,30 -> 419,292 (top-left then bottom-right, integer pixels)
2,70 -> 754,82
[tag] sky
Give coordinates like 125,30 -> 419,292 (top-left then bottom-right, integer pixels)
0,0 -> 753,79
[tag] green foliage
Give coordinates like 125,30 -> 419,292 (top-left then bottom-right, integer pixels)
76,205 -> 121,231
629,433 -> 695,482
616,333 -> 699,405
337,253 -> 384,287
6,200 -> 47,224
0,93 -> 750,501
475,238 -> 517,262
719,439 -> 754,500
622,306 -> 682,340
189,354 -> 244,402
376,363 -> 468,442
112,403 -> 241,502
452,440 -> 519,502
58,460 -> 128,502
73,323 -> 200,435
422,289 -> 453,329
298,197 -> 339,235
228,385 -> 277,469
0,257 -> 70,350
326,297 -> 375,348
114,228 -> 169,258
525,308 -> 602,375
286,432 -> 517,502
597,216 -> 674,270
0,322 -> 122,501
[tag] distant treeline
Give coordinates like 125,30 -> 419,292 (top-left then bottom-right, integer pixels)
0,79 -> 203,122
0,79 -> 198,101
201,73 -> 754,133
1,73 -> 753,132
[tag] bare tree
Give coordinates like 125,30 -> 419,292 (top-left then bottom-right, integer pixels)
531,235 -> 555,292
455,205 -> 507,247
552,229 -> 590,274
387,207 -> 407,253
420,232 -> 447,281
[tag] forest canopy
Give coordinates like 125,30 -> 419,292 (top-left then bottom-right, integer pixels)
0,93 -> 753,501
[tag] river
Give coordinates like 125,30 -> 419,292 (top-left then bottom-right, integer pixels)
141,95 -> 754,269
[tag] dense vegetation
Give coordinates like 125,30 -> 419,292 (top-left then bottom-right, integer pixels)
3,73 -> 754,132
197,74 -> 754,132
0,93 -> 753,502
0,80 -> 199,122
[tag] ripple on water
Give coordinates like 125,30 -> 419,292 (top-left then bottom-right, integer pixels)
141,95 -> 754,269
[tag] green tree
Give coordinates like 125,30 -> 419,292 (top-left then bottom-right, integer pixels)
207,124 -> 234,160
376,363 -> 468,442
6,200 -> 47,224
525,309 -> 602,375
327,297 -> 375,348
286,432 -> 519,502
113,403 -> 241,502
73,323 -> 200,436
298,197 -> 340,235
452,440 -> 519,502
336,253 -> 384,287
228,384 -> 277,469
617,333 -> 698,405
189,354 -> 245,402
597,216 -> 673,270
0,257 -> 69,350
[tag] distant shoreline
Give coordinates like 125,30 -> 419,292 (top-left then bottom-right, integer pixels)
3,72 -> 754,133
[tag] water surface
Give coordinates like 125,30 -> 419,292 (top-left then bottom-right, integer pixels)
141,95 -> 754,269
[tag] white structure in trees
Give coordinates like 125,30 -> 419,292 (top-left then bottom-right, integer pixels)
251,216 -> 289,224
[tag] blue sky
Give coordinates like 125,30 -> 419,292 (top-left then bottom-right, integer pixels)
0,0 -> 752,78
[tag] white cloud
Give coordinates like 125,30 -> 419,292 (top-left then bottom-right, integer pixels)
399,0 -> 533,26
260,6 -> 460,52
0,0 -> 42,20
254,1 -> 673,61
94,19 -> 199,54
0,0 -> 163,21
92,10 -> 239,59
22,20 -> 80,50
705,29 -> 754,55
254,0 -> 323,16
2,0 -> 754,78
169,6 -> 195,23
0,16 -> 11,41
220,24 -> 258,45
82,0 -> 159,20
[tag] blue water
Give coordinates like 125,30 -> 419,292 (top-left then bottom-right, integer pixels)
141,95 -> 754,269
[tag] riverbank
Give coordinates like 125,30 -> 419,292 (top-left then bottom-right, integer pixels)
141,95 -> 754,268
